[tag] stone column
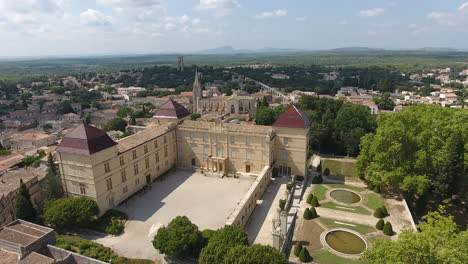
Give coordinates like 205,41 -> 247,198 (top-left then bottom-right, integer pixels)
280,211 -> 288,237
272,228 -> 281,251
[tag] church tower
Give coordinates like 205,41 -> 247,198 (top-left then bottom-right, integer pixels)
193,70 -> 203,113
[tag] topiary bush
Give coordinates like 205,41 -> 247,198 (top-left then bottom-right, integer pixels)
310,207 -> 318,218
323,168 -> 330,176
376,219 -> 385,230
306,193 -> 313,204
373,207 -> 384,218
381,206 -> 389,217
286,183 -> 294,192
299,247 -> 311,262
383,222 -> 393,236
279,199 -> 286,211
303,208 -> 313,220
373,185 -> 381,193
293,242 -> 302,257
317,174 -> 323,183
311,196 -> 320,207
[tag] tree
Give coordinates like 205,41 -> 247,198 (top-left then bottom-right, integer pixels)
383,222 -> 393,236
41,153 -> 63,200
381,206 -> 389,217
306,193 -> 313,204
15,179 -> 36,222
356,105 -> 467,198
303,208 -> 313,220
223,244 -> 289,264
43,197 -> 99,229
434,131 -> 464,197
310,207 -> 317,218
198,225 -> 249,264
116,107 -> 132,118
153,216 -> 204,259
376,219 -> 385,230
293,242 -> 303,257
191,113 -> 201,120
59,101 -> 75,114
373,208 -> 385,218
362,207 -> 468,264
103,118 -> 127,132
311,196 -> 320,207
299,247 -> 311,262
373,93 -> 395,110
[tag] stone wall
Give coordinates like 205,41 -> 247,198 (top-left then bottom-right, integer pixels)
225,166 -> 271,227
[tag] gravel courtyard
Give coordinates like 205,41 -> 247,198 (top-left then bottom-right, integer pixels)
87,170 -> 254,263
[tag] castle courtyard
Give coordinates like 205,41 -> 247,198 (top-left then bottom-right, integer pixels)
85,170 -> 255,262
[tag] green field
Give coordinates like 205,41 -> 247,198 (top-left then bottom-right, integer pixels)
322,158 -> 358,177
318,218 -> 376,235
312,250 -> 363,264
321,202 -> 372,216
314,185 -> 328,200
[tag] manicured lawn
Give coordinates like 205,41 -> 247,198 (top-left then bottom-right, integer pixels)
326,184 -> 365,193
318,218 -> 376,235
322,158 -> 358,177
314,185 -> 328,200
312,250 -> 363,264
321,202 -> 372,215
365,193 -> 384,210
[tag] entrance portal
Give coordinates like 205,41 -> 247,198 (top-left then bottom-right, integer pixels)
246,164 -> 251,173
146,175 -> 151,184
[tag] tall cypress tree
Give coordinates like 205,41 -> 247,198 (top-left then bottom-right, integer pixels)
435,131 -> 465,197
42,153 -> 63,200
15,179 -> 36,222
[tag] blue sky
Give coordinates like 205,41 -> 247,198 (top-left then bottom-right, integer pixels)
1,0 -> 468,56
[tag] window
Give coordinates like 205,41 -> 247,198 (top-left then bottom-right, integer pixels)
189,132 -> 194,140
106,178 -> 113,191
145,157 -> 150,169
246,137 -> 251,145
164,147 -> 168,157
121,170 -> 127,183
246,151 -> 251,160
216,135 -> 221,142
144,145 -> 148,154
104,162 -> 110,173
231,136 -> 236,144
203,133 -> 208,142
155,152 -> 160,162
173,144 -> 176,152
154,140 -> 158,148
283,137 -> 289,146
230,148 -> 236,158
232,161 -> 236,168
203,145 -> 209,155
164,136 -> 167,144
179,131 -> 184,138
132,150 -> 137,159
157,166 -> 160,171
134,163 -> 139,175
123,186 -> 128,193
282,152 -> 289,161
79,183 -> 86,195
135,178 -> 140,186
190,144 -> 196,152
262,140 -> 266,147
119,156 -> 125,166
262,152 -> 268,161
216,147 -> 221,157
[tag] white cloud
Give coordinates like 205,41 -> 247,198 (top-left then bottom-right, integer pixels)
80,9 -> 112,26
198,0 -> 240,10
0,0 -> 64,14
427,12 -> 458,26
359,8 -> 385,17
254,9 -> 288,19
97,0 -> 160,8
192,18 -> 201,25
459,2 -> 468,11
296,16 -> 307,22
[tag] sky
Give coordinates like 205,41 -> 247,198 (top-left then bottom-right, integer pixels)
1,0 -> 468,57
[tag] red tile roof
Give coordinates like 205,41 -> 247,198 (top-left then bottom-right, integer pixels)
273,104 -> 311,129
57,123 -> 117,155
153,99 -> 191,119
179,92 -> 193,97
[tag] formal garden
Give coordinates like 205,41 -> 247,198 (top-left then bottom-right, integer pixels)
289,161 -> 410,264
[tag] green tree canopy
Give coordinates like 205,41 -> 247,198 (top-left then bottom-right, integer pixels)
198,225 -> 249,264
103,118 -> 128,132
152,216 -> 204,259
15,179 -> 36,222
41,153 -> 63,200
356,104 -> 467,198
43,197 -> 99,229
361,207 -> 468,264
223,244 -> 289,264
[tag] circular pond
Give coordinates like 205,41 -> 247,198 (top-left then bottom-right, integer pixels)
330,189 -> 361,204
325,230 -> 366,255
